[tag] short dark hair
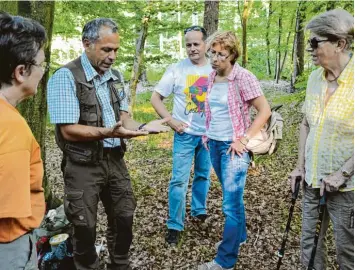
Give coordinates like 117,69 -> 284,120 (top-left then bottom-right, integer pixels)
184,25 -> 207,41
0,12 -> 46,88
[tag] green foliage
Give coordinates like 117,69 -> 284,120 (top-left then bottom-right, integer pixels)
146,68 -> 166,82
131,91 -> 174,149
272,89 -> 306,105
52,0 -> 203,80
133,92 -> 173,122
294,69 -> 313,91
51,0 -> 354,83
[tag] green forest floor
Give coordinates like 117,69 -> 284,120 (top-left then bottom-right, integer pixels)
46,82 -> 338,269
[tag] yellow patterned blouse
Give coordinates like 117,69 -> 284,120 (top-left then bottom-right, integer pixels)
302,57 -> 354,191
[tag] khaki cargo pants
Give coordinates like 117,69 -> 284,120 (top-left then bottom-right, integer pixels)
301,185 -> 354,270
63,147 -> 136,270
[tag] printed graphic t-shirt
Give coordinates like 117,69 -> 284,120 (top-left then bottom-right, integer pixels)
154,58 -> 213,136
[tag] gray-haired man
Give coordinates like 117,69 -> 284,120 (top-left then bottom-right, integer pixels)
47,18 -> 169,270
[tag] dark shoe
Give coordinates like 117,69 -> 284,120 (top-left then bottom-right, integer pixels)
165,229 -> 180,245
195,214 -> 208,222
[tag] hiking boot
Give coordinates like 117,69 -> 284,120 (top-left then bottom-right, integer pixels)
214,239 -> 246,250
165,229 -> 180,245
198,260 -> 233,270
195,214 -> 208,222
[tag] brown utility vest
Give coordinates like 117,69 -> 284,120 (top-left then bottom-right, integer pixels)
55,57 -> 125,164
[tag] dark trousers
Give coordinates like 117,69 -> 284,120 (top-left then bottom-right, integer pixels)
62,148 -> 136,270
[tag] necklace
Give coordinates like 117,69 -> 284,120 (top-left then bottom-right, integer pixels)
326,56 -> 352,83
326,76 -> 339,83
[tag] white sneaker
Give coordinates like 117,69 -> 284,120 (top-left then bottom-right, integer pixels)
198,260 -> 233,270
214,239 -> 246,250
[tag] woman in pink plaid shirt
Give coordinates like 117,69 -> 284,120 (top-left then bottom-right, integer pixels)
198,31 -> 271,270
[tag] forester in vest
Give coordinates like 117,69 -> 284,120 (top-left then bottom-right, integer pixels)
47,18 -> 170,270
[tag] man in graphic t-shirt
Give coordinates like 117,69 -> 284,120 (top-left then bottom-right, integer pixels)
151,26 -> 212,245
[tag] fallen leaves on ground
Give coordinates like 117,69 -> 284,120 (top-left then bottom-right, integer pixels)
45,81 -> 338,270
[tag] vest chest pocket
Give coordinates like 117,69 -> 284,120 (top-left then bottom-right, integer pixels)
80,102 -> 98,123
78,82 -> 100,125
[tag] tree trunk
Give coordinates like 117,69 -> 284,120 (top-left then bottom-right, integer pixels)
275,2 -> 283,83
242,0 -> 253,68
279,12 -> 295,76
265,0 -> 272,77
177,0 -> 183,58
291,0 -> 306,91
203,0 -> 219,37
237,0 -> 243,27
139,68 -> 149,86
130,15 -> 149,115
274,53 -> 278,79
17,1 -> 58,208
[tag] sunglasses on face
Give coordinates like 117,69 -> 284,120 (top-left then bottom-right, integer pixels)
307,37 -> 330,49
184,26 -> 207,36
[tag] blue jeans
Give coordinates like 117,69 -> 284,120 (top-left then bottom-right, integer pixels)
167,132 -> 211,231
208,139 -> 250,268
0,232 -> 37,270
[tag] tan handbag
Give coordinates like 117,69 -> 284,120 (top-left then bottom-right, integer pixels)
235,84 -> 283,155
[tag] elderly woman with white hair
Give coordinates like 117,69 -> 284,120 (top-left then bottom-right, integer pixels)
289,9 -> 354,270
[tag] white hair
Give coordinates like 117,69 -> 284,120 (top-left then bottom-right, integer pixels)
306,9 -> 354,50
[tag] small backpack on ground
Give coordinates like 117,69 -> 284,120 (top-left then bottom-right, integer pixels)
35,205 -> 75,270
235,84 -> 283,155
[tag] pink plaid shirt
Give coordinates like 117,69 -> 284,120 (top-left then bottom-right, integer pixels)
203,63 -> 263,143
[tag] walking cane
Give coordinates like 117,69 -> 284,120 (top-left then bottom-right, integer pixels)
307,190 -> 326,270
276,176 -> 301,270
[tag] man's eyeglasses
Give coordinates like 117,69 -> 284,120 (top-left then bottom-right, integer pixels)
184,26 -> 207,36
34,61 -> 50,72
307,37 -> 329,49
207,51 -> 230,61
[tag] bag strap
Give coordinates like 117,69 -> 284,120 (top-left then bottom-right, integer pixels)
234,82 -> 248,132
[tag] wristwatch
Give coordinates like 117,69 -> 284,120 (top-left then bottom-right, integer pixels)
341,168 -> 353,178
138,123 -> 147,130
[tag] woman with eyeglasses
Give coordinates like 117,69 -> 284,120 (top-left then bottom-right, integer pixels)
288,9 -> 354,270
0,13 -> 47,267
198,31 -> 271,270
